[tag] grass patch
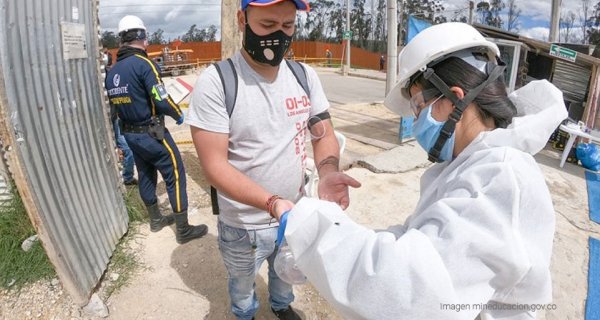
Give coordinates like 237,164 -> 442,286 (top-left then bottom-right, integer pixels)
103,230 -> 142,297
0,183 -> 149,294
102,186 -> 147,297
0,184 -> 148,294
0,187 -> 55,290
124,186 -> 147,223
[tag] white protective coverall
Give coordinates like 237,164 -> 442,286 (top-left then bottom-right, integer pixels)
285,80 -> 567,320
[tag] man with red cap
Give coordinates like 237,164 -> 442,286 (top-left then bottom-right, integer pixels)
187,0 -> 361,319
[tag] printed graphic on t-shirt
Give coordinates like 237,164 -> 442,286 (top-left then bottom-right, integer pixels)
296,120 -> 308,193
286,93 -> 312,193
286,95 -> 311,117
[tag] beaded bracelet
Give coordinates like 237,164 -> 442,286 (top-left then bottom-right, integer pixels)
266,195 -> 282,218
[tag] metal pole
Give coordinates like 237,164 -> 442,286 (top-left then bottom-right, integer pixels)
468,1 -> 474,25
549,0 -> 561,42
344,0 -> 351,76
385,0 -> 397,94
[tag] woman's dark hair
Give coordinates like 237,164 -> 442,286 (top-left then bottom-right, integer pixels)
414,57 -> 517,129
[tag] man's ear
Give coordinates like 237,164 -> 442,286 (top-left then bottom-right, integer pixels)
237,10 -> 245,33
449,86 -> 465,100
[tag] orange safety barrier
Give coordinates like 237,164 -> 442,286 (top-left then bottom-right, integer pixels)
106,41 -> 384,71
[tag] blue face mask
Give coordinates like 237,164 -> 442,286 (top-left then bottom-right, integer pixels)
412,103 -> 455,162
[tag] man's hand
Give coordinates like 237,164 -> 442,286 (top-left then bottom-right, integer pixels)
176,114 -> 185,125
273,198 -> 295,221
116,148 -> 124,162
318,172 -> 361,210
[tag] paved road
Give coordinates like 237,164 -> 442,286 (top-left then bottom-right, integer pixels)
174,68 -> 387,106
317,70 -> 387,105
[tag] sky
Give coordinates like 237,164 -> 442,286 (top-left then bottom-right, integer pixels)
98,0 -> 595,43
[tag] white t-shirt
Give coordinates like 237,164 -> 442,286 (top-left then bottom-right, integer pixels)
186,51 -> 330,229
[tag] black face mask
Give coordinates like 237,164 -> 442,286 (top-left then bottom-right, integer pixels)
243,22 -> 292,66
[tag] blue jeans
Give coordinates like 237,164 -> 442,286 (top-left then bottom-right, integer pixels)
113,119 -> 134,183
218,221 -> 294,320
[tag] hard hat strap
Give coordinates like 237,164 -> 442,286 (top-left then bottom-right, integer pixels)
422,63 -> 506,162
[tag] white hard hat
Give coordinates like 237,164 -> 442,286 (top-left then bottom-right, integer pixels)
384,22 -> 500,117
118,15 -> 146,34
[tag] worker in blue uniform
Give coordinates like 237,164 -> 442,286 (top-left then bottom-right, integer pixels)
105,15 -> 207,244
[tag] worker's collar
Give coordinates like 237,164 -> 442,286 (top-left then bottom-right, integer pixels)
116,46 -> 147,62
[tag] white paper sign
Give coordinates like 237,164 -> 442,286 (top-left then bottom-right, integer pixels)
163,78 -> 192,104
61,22 -> 87,60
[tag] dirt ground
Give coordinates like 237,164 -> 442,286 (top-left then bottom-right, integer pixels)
1,103 -> 600,319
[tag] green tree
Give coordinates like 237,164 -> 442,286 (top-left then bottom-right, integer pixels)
327,2 -> 345,42
402,0 -> 446,23
206,25 -> 218,42
587,1 -> 600,45
181,24 -> 217,42
148,29 -> 165,45
302,0 -> 386,51
580,0 -> 592,44
401,0 -> 447,44
560,11 -> 577,42
373,0 -> 387,52
182,24 -> 200,42
506,0 -> 521,32
351,0 -> 372,48
450,11 -> 468,23
305,0 -> 337,41
101,31 -> 119,49
294,14 -> 307,40
476,0 -> 505,28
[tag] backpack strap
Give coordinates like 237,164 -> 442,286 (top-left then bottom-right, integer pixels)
213,58 -> 238,117
210,186 -> 220,215
285,59 -> 310,96
211,58 -> 238,215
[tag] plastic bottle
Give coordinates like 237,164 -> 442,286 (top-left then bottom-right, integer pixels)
274,212 -> 307,285
274,239 -> 307,284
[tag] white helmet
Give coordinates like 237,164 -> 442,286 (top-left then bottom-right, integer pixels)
384,22 -> 500,117
118,15 -> 146,34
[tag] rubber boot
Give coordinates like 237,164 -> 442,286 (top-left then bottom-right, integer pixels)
174,210 -> 208,244
147,203 -> 175,232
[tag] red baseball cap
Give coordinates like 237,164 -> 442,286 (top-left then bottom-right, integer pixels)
241,0 -> 310,11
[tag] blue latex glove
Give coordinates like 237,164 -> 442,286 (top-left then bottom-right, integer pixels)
276,211 -> 290,247
176,114 -> 184,125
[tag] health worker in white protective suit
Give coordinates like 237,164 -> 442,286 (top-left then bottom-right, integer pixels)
269,22 -> 567,320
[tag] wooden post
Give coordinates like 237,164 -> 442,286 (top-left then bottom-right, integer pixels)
221,0 -> 242,60
583,64 -> 600,129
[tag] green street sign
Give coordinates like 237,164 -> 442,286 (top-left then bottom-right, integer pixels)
343,31 -> 353,40
549,44 -> 577,62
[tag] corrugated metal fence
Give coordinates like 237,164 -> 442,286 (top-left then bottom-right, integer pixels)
552,60 -> 592,103
0,0 -> 127,305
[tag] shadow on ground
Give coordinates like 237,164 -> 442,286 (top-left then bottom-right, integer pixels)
536,145 -> 586,180
171,234 -> 309,319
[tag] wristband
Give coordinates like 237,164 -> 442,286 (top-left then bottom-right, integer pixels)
266,195 -> 282,218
